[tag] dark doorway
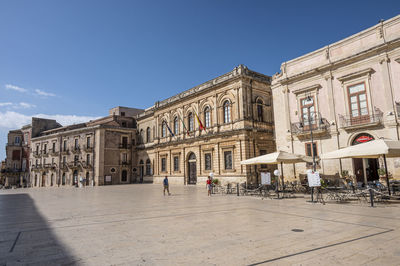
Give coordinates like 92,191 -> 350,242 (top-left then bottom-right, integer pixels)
188,153 -> 197,184
62,173 -> 66,185
42,173 -> 46,187
121,170 -> 127,182
73,170 -> 78,186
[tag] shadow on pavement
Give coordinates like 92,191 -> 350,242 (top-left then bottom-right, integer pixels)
0,193 -> 79,265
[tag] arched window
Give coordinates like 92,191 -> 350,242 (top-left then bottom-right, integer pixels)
146,127 -> 151,143
162,121 -> 167,137
139,160 -> 144,165
188,113 -> 194,131
139,129 -> 144,144
257,99 -> 264,122
174,117 -> 179,134
146,159 -> 151,175
223,100 -> 231,123
204,107 -> 211,128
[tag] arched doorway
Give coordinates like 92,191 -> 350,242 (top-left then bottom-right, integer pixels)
187,153 -> 197,184
73,170 -> 78,186
352,133 -> 379,185
62,173 -> 66,185
139,160 -> 144,183
86,172 -> 90,186
50,174 -> 54,186
42,172 -> 46,187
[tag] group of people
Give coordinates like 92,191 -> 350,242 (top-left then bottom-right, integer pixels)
162,175 -> 214,196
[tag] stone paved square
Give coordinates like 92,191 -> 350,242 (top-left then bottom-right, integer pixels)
1,185 -> 399,265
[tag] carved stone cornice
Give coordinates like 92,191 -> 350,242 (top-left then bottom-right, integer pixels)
292,84 -> 321,95
337,68 -> 375,83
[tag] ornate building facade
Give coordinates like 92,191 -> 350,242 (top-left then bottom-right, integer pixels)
135,65 -> 275,185
272,15 -> 400,182
28,108 -> 141,187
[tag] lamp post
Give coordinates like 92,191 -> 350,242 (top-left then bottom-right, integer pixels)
301,95 -> 322,202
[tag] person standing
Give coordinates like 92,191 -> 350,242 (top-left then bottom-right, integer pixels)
163,176 -> 171,196
206,176 -> 212,196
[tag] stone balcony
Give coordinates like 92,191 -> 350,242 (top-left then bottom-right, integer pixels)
71,146 -> 81,154
83,145 -> 93,152
119,143 -> 131,149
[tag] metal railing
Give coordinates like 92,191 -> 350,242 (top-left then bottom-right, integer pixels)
339,112 -> 383,128
291,118 -> 329,135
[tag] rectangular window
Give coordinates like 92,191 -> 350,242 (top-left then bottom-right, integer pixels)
74,139 -> 79,149
173,156 -> 179,171
205,153 -> 212,170
122,136 -> 128,148
63,140 -> 67,151
224,151 -> 232,170
87,154 -> 90,164
36,145 -> 39,154
52,158 -> 55,165
161,158 -> 166,172
260,150 -> 267,169
122,153 -> 127,163
305,142 -> 318,168
348,83 -> 369,124
52,142 -> 56,152
300,97 -> 315,128
43,144 -> 47,154
14,136 -> 20,144
87,137 -> 91,148
63,156 -> 66,164
74,155 -> 79,166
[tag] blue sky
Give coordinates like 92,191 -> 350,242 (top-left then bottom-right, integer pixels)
1,0 -> 400,159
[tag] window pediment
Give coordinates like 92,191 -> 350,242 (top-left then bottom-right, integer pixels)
292,84 -> 321,95
337,68 -> 375,83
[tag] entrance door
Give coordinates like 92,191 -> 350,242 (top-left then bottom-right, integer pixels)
140,166 -> 144,183
73,170 -> 78,186
352,133 -> 378,185
42,173 -> 46,187
187,153 -> 197,184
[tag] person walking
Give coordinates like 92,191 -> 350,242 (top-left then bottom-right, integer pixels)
206,176 -> 212,196
163,176 -> 171,196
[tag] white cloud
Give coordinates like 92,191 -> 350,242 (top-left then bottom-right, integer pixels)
0,102 -> 36,109
35,89 -> 56,97
5,84 -> 28,93
18,102 -> 36,109
0,111 -> 99,129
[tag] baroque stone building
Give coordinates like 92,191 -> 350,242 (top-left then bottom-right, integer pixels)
29,108 -> 141,187
135,65 -> 275,185
2,118 -> 61,187
272,15 -> 400,182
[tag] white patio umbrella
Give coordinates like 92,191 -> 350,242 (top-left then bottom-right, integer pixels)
320,139 -> 400,195
241,151 -> 315,194
240,150 -> 314,165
